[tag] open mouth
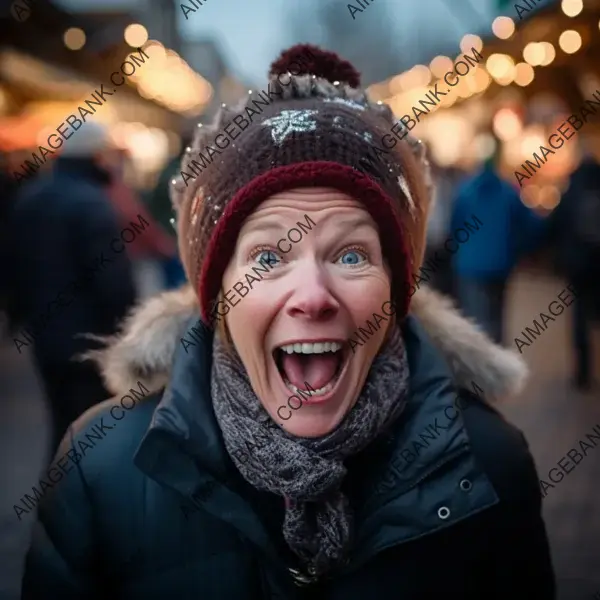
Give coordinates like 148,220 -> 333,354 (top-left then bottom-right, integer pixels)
273,340 -> 348,401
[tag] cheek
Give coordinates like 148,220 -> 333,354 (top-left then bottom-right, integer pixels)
227,294 -> 266,327
224,284 -> 280,354
344,271 -> 391,326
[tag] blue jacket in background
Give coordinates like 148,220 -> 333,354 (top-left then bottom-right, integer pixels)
450,165 -> 545,280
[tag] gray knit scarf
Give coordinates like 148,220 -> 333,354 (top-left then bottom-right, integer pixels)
210,326 -> 410,578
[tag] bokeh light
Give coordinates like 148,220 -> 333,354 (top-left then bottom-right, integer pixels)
523,42 -> 545,66
460,34 -> 483,54
559,30 -> 582,54
492,16 -> 515,40
124,24 -> 148,48
539,42 -> 556,66
514,62 -> 535,86
63,28 -> 86,51
561,0 -> 583,17
429,56 -> 453,79
493,108 -> 522,140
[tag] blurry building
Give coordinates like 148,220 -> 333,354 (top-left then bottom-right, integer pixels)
137,0 -> 180,54
0,0 -> 245,191
183,38 -> 252,121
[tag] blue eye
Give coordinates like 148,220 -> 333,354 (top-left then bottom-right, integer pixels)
338,250 -> 366,266
255,249 -> 281,267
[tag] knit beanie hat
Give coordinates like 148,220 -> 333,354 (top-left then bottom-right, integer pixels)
170,44 -> 434,326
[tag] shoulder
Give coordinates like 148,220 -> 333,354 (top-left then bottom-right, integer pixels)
12,178 -> 52,209
460,393 -> 540,508
19,385 -> 162,523
54,176 -> 111,215
77,182 -> 113,210
53,383 -> 161,486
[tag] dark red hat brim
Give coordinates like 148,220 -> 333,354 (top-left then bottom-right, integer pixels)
198,161 -> 411,325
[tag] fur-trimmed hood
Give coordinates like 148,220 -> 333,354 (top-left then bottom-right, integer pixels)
89,285 -> 527,404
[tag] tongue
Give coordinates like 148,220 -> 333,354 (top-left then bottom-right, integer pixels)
281,353 -> 340,390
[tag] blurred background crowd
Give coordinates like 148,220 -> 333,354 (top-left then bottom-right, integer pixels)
0,0 -> 599,598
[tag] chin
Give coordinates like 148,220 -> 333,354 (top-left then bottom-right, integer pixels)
265,338 -> 364,438
280,407 -> 354,438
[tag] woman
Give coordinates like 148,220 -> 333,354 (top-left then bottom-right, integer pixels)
22,45 -> 555,599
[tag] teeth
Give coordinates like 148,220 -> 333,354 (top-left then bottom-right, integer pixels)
285,379 -> 335,397
279,341 -> 343,354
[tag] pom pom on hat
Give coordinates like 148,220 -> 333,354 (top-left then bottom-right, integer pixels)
269,43 -> 361,88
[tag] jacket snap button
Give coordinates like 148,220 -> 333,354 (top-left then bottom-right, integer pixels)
437,506 -> 451,520
459,478 -> 472,492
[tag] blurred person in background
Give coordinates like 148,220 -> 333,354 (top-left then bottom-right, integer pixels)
9,121 -> 137,452
0,151 -> 20,209
545,137 -> 600,391
0,154 -> 51,600
0,299 -> 51,600
450,137 -> 545,344
424,161 -> 464,299
99,147 -> 177,300
23,46 -> 554,600
144,133 -> 193,289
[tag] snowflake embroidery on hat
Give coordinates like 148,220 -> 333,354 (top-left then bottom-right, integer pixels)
398,175 -> 416,215
332,116 -> 375,145
323,97 -> 366,112
262,110 -> 318,145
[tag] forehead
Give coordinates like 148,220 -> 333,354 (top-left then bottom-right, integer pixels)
241,188 -> 377,233
259,186 -> 360,206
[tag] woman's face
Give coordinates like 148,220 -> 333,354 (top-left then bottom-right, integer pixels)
221,187 -> 392,438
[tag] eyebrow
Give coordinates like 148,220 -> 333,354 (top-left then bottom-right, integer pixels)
321,214 -> 375,232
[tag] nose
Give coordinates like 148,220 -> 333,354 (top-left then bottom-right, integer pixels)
285,263 -> 339,322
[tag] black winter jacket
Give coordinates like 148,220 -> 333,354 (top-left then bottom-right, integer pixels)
21,286 -> 556,600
